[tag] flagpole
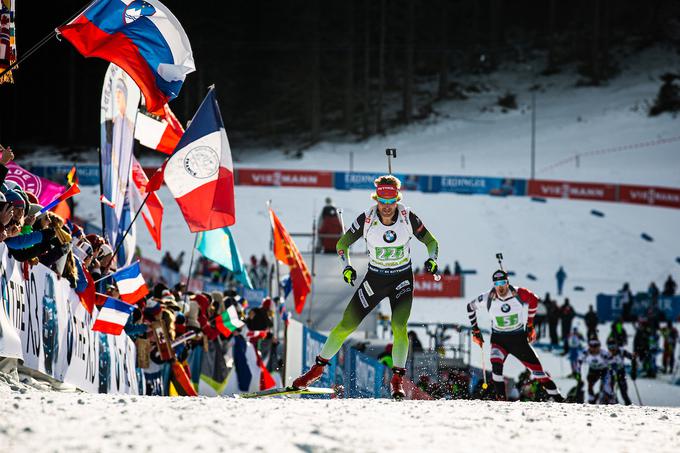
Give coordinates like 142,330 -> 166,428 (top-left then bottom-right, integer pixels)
98,147 -> 107,237
0,1 -> 94,80
111,192 -> 151,260
183,233 -> 200,297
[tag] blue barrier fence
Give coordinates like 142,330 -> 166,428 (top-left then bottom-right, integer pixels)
301,325 -> 390,398
596,293 -> 680,322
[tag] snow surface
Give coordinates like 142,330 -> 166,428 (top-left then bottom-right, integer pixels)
2,383 -> 680,453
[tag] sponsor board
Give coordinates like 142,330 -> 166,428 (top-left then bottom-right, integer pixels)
414,274 -> 463,298
527,179 -> 617,201
237,168 -> 333,188
431,175 -> 525,196
0,244 -> 138,394
596,293 -> 680,322
618,184 -> 680,209
334,172 -> 419,191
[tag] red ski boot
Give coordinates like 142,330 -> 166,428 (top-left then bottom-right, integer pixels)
390,367 -> 406,399
292,356 -> 329,389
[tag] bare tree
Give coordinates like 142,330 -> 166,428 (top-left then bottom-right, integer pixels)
310,0 -> 321,143
362,0 -> 371,138
376,0 -> 386,133
402,0 -> 414,124
437,0 -> 449,99
344,0 -> 355,134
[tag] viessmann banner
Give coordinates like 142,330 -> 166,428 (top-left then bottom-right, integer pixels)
0,244 -> 139,394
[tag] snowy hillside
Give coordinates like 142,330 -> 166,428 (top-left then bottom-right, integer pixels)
2,382 -> 679,453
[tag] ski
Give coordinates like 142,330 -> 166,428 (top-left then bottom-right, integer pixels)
237,386 -> 336,399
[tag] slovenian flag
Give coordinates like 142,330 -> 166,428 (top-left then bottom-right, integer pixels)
111,261 -> 149,303
215,306 -> 244,337
57,0 -> 195,113
161,87 -> 235,231
92,296 -> 135,335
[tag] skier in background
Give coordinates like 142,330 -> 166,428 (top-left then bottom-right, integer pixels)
567,327 -> 585,377
581,338 -> 611,404
606,337 -> 635,405
467,270 -> 564,402
292,175 -> 439,399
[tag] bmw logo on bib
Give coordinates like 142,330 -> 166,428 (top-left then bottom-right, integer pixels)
501,303 -> 511,313
383,230 -> 397,243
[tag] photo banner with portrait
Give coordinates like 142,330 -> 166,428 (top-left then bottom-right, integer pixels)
100,63 -> 141,253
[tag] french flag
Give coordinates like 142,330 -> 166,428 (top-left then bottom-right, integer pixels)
111,261 -> 149,303
92,296 -> 136,335
161,87 -> 235,231
58,0 -> 195,113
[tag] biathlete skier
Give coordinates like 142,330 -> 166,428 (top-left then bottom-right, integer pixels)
292,175 -> 439,399
467,270 -> 564,402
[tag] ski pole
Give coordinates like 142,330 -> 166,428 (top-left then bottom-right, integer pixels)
385,148 -> 396,174
496,252 -> 505,271
479,341 -> 488,390
337,209 -> 351,267
632,378 -> 642,405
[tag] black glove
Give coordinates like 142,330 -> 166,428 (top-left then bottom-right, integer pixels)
424,258 -> 438,274
342,266 -> 357,286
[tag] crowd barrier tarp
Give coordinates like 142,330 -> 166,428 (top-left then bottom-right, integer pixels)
596,292 -> 680,322
414,274 -> 463,298
0,244 -> 139,394
334,172 -> 420,191
618,184 -> 680,209
302,325 -> 337,389
29,164 -> 101,186
527,179 -> 617,202
28,164 -> 680,210
297,323 -> 391,398
430,175 -> 526,196
237,168 -> 334,188
345,346 -> 390,398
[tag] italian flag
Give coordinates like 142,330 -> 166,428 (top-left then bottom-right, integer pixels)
216,306 -> 245,336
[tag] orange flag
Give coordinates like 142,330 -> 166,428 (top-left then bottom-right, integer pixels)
269,208 -> 311,314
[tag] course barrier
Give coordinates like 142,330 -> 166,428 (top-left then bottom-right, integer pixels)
0,244 -> 139,394
26,165 -> 680,210
596,292 -> 680,322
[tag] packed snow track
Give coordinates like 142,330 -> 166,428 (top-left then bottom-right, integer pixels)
2,389 -> 679,452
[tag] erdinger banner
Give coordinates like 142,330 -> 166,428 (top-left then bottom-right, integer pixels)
0,244 -> 139,394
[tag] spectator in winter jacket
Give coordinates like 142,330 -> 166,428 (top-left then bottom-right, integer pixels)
560,299 -> 576,352
535,299 -> 548,340
585,305 -> 599,340
556,266 -> 567,296
648,282 -> 660,303
619,282 -> 634,322
662,275 -> 677,297
545,293 -> 560,349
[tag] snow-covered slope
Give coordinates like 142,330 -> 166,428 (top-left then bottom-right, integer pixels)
2,385 -> 679,452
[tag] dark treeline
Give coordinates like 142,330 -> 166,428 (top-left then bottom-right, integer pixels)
0,0 -> 677,153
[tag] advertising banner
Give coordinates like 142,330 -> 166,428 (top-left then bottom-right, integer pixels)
334,172 -> 420,191
0,244 -> 139,394
302,325 -> 336,388
596,293 -> 680,322
618,184 -> 680,209
238,169 -> 333,188
431,175 -> 525,196
28,164 -> 101,187
414,274 -> 463,298
527,179 -> 617,201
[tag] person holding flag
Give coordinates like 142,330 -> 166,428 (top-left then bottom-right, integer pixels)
292,175 -> 439,399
